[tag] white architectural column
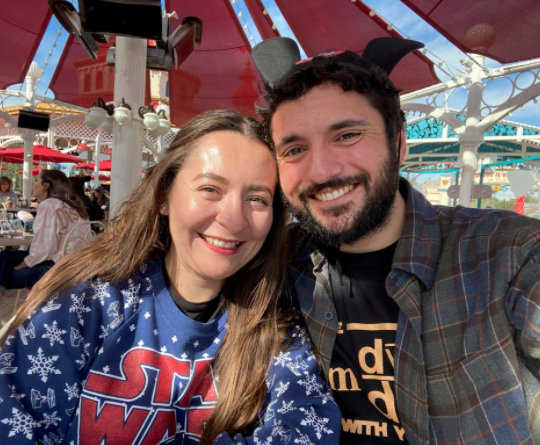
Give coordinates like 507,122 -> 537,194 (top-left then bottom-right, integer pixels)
458,55 -> 485,206
110,37 -> 147,217
20,129 -> 38,204
458,143 -> 480,206
94,130 -> 102,189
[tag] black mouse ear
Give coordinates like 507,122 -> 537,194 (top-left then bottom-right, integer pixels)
251,37 -> 301,87
361,38 -> 424,75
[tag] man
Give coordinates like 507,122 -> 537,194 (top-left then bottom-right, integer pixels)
253,38 -> 540,444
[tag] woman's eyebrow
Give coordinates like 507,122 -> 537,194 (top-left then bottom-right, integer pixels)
193,172 -> 229,185
248,185 -> 273,196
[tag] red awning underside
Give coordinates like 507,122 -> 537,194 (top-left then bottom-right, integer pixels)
48,35 -> 151,109
166,0 -> 259,127
48,34 -> 116,108
0,0 -> 52,89
400,0 -> 540,63
274,0 -> 440,94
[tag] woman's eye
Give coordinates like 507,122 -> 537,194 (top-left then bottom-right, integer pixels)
249,196 -> 269,207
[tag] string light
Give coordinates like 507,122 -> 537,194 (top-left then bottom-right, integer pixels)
31,28 -> 64,100
230,0 -> 256,45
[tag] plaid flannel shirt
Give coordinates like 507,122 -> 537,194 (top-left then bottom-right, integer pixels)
288,178 -> 540,444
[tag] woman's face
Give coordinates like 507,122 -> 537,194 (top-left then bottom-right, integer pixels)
32,175 -> 49,201
162,130 -> 277,287
0,182 -> 8,193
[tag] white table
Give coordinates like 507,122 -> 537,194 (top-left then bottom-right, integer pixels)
0,234 -> 32,247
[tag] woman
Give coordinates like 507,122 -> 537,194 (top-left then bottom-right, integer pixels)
68,176 -> 105,222
0,170 -> 89,299
91,187 -> 108,209
0,111 -> 340,445
0,176 -> 19,207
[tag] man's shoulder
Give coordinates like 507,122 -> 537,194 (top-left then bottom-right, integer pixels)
433,204 -> 540,253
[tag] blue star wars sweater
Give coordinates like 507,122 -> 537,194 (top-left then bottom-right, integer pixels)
0,258 -> 340,444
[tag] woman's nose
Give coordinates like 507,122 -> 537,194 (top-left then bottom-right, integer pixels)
215,195 -> 248,234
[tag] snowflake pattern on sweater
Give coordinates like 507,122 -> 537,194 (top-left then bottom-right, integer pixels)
0,258 -> 340,444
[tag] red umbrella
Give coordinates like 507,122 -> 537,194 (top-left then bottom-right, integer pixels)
18,167 -> 45,176
91,174 -> 110,181
0,166 -> 6,170
0,150 -> 39,165
74,160 -> 112,171
3,145 -> 84,164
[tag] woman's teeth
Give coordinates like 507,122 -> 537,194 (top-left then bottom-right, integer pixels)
314,184 -> 355,202
203,235 -> 240,249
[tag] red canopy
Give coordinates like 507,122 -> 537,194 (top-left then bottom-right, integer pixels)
4,145 -> 83,164
91,174 -> 110,181
400,0 -> 540,64
0,0 -> 52,89
0,151 -> 39,165
75,160 -> 112,171
273,0 -> 439,94
18,167 -> 44,176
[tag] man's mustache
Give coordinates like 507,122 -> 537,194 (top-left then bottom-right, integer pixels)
297,172 -> 370,202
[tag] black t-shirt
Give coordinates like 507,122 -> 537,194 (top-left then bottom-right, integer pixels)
161,258 -> 222,322
327,242 -> 408,444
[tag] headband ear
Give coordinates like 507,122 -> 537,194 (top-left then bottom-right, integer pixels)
251,37 -> 301,87
361,38 -> 424,75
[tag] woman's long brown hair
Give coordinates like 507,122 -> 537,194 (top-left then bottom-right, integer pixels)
0,110 -> 293,444
40,169 -> 88,219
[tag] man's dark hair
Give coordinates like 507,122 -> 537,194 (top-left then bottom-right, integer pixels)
257,55 -> 406,149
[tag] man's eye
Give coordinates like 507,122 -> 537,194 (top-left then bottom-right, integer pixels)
200,186 -> 219,194
283,147 -> 304,157
337,132 -> 360,141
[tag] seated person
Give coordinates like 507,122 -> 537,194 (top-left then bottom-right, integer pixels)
68,176 -> 105,222
0,111 -> 340,444
0,170 -> 90,299
0,176 -> 18,207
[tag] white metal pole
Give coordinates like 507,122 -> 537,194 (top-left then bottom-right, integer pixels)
94,130 -> 102,189
110,37 -> 146,217
458,55 -> 485,206
20,130 -> 37,204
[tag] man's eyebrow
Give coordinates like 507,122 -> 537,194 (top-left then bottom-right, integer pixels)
329,119 -> 369,131
276,134 -> 302,153
193,172 -> 229,185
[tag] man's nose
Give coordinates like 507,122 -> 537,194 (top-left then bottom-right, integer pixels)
307,144 -> 343,185
215,195 -> 248,234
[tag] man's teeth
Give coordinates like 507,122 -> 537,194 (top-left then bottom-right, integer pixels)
203,235 -> 240,249
314,185 -> 354,202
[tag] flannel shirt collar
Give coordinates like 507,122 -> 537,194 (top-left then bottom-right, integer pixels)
297,178 -> 442,291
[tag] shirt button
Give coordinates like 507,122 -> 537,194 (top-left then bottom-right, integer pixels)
325,311 -> 334,320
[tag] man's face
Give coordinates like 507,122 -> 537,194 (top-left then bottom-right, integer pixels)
271,84 -> 404,247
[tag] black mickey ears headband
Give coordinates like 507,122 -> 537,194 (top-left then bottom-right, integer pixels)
251,37 -> 425,87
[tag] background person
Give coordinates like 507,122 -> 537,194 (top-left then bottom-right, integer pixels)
0,170 -> 89,300
0,111 -> 339,445
68,176 -> 105,223
0,176 -> 18,207
256,38 -> 540,444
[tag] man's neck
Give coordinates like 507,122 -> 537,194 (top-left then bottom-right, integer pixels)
339,190 -> 406,254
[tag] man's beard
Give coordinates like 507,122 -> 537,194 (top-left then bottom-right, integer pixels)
284,148 -> 400,248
